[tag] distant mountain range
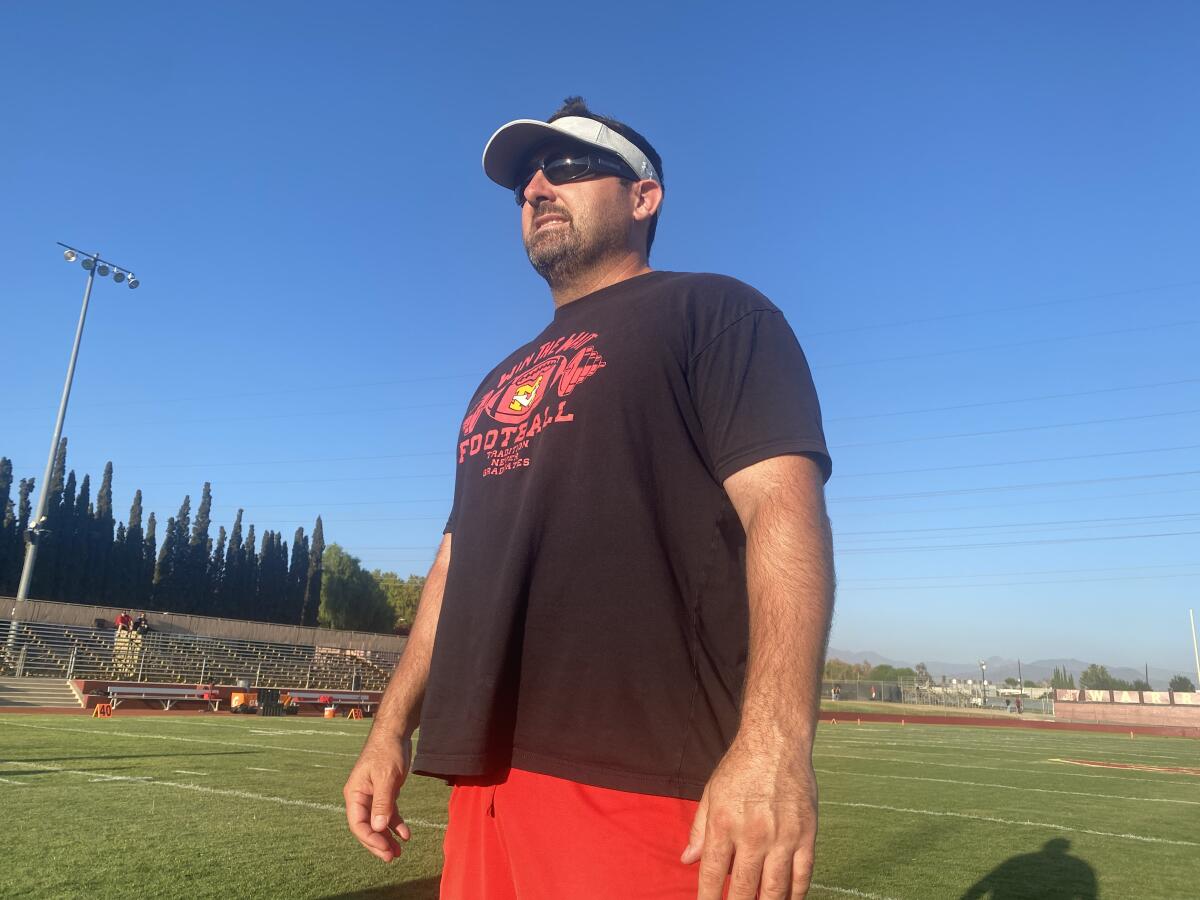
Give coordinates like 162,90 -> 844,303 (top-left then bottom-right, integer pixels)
826,647 -> 1185,688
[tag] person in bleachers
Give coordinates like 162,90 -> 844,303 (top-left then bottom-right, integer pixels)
133,612 -> 151,634
114,611 -> 133,633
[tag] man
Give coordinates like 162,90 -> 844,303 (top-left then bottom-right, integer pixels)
344,97 -> 834,900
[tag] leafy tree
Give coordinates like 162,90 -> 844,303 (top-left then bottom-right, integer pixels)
186,483 -> 213,613
1170,675 -> 1196,692
1003,677 -> 1019,687
143,511 -> 157,606
301,516 -> 324,627
372,570 -> 425,633
0,457 -> 13,592
914,662 -> 932,687
209,525 -> 227,607
1050,666 -> 1076,689
823,658 -> 872,681
1079,664 -> 1135,692
287,527 -> 309,625
867,664 -> 917,683
220,510 -> 244,617
319,544 -> 393,632
1132,679 -> 1152,692
91,462 -> 115,603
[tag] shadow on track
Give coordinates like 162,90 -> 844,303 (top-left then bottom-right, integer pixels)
960,838 -> 1098,899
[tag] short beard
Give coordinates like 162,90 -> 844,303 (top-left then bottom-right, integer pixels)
525,203 -> 628,290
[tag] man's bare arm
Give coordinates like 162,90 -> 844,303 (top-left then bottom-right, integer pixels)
683,455 -> 835,900
343,532 -> 452,862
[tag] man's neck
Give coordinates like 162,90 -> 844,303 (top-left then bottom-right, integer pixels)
550,251 -> 652,308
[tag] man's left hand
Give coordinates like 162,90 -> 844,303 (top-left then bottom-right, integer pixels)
681,739 -> 818,900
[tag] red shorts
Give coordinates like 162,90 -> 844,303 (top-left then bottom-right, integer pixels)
440,767 -> 713,899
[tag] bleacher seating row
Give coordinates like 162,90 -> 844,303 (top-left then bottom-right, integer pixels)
0,619 -> 399,691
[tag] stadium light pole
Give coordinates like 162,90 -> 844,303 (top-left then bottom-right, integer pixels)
14,243 -> 140,604
979,660 -> 987,704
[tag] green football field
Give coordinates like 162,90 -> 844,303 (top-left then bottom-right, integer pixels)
1,713 -> 1197,898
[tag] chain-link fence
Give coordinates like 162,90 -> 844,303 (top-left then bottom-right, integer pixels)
822,678 -> 1055,715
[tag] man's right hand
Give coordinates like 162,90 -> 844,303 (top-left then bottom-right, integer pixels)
343,730 -> 414,862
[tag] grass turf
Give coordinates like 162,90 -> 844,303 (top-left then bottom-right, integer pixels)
1,713 -> 1198,898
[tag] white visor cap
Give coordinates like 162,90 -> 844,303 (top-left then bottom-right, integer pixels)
482,115 -> 660,190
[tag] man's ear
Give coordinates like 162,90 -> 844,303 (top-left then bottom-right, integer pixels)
631,180 -> 663,222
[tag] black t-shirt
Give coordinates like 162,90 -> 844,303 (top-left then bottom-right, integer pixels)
412,270 -> 831,800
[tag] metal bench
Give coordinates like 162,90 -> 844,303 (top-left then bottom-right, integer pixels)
107,686 -> 221,711
284,690 -> 375,713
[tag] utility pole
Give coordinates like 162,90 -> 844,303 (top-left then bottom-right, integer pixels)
1190,609 -> 1200,689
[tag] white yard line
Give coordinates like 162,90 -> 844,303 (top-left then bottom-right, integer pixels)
814,767 -> 1200,805
0,760 -> 446,831
0,776 -> 27,785
0,720 -> 359,759
157,720 -> 358,738
817,725 -> 1195,756
815,750 -> 1200,788
809,884 -> 899,900
816,734 -> 1191,763
247,767 -> 281,772
174,770 -> 208,776
823,800 -> 1199,847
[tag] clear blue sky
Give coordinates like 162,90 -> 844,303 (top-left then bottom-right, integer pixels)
3,2 -> 1197,677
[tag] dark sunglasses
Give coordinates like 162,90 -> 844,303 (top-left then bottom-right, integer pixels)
514,152 -> 639,205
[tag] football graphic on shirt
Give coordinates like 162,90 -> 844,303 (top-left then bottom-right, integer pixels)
489,357 -> 568,424
507,375 -> 544,412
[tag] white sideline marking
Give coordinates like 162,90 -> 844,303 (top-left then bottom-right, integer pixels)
809,884 -> 898,900
823,800 -> 1200,847
247,767 -> 281,772
816,726 -> 1195,757
816,735 -> 1189,762
0,776 -> 26,785
815,767 -> 1200,805
0,720 -> 359,758
816,751 -> 1200,788
158,720 -> 357,738
174,770 -> 208,776
0,760 -> 446,831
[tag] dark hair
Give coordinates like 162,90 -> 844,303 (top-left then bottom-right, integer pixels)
547,96 -> 664,257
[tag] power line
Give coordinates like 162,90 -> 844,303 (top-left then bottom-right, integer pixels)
814,321 -> 1195,370
835,512 -> 1200,538
830,469 -> 1200,503
839,562 -> 1200,583
0,372 -> 481,414
837,443 -> 1200,479
841,571 -> 1200,591
831,486 -> 1200,518
837,529 -> 1200,554
831,408 -> 1200,450
796,279 -> 1200,339
826,377 -> 1200,423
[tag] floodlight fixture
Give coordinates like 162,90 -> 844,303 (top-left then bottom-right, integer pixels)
16,240 -> 145,603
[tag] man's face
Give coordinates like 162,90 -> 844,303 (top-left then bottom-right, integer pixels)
518,144 -> 637,285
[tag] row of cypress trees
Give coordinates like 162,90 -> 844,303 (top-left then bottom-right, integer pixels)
0,440 -> 325,626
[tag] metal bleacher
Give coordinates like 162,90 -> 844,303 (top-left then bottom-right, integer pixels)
0,619 -> 400,691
